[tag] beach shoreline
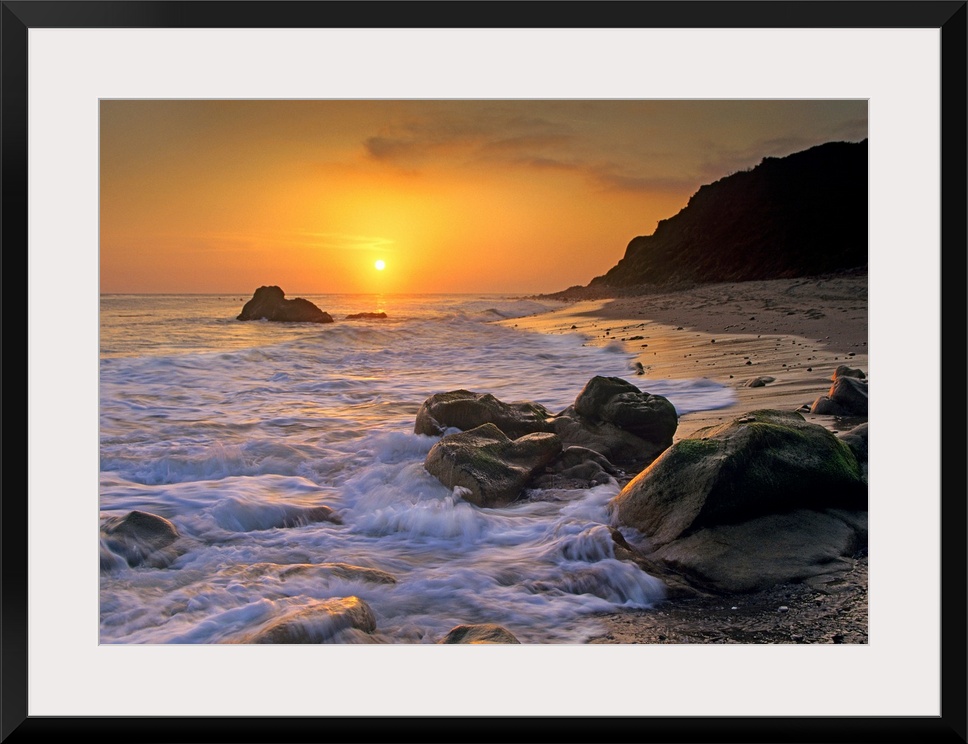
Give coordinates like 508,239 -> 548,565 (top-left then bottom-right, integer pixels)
501,269 -> 869,643
506,269 -> 868,441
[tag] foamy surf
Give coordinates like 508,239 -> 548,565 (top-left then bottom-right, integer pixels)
100,293 -> 733,643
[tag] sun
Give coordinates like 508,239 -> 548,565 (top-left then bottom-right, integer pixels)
374,260 -> 386,271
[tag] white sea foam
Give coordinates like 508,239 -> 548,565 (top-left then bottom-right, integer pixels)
99,293 -> 733,643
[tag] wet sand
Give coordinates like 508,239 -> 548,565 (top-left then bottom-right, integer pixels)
502,269 -> 869,643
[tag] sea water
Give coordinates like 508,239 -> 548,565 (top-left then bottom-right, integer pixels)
99,293 -> 735,644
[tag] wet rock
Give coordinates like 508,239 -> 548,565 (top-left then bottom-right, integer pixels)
531,446 -> 619,489
244,596 -> 376,643
277,562 -> 397,585
278,505 -> 342,528
345,312 -> 388,319
832,365 -> 866,380
609,410 -> 867,593
100,510 -> 181,569
745,376 -> 776,388
810,375 -> 868,416
416,377 -> 677,473
839,423 -> 868,476
439,623 -> 521,644
611,410 -> 866,547
237,285 -> 333,323
414,390 -> 554,439
425,423 -> 562,507
223,562 -> 396,585
653,509 -> 866,594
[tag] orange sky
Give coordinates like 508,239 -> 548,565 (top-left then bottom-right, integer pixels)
100,100 -> 867,295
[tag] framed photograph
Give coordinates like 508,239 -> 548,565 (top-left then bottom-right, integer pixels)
5,1 -> 965,741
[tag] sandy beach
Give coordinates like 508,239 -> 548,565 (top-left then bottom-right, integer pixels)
501,269 -> 869,643
508,269 -> 868,441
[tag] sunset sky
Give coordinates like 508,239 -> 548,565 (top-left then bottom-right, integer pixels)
100,100 -> 867,295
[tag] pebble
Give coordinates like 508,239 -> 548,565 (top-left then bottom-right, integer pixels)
778,606 -> 789,613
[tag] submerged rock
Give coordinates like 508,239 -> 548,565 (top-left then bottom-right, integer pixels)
244,596 -> 377,644
439,623 -> 521,644
225,562 -> 397,585
345,312 -> 388,320
424,423 -> 562,507
237,285 -> 333,323
100,510 -> 181,569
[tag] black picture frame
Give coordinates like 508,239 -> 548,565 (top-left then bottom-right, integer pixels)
3,2 -> 965,742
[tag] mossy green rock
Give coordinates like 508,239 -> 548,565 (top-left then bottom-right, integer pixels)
425,423 -> 562,507
611,410 -> 866,547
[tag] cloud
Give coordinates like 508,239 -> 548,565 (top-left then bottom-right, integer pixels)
361,110 -> 576,169
590,169 -> 699,194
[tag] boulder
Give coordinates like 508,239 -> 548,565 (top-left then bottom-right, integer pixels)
244,596 -> 376,643
573,376 -> 678,445
810,375 -> 868,416
415,378 -> 677,474
650,509 -> 867,593
222,562 -> 396,585
424,423 -> 562,507
832,365 -> 866,380
345,312 -> 388,319
415,390 -> 554,439
530,446 -> 619,490
611,410 -> 866,547
439,623 -> 521,644
839,423 -> 868,475
549,411 -> 667,471
100,510 -> 181,569
608,410 -> 868,593
237,286 -> 333,323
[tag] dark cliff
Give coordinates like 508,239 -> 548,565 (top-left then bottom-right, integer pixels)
590,140 -> 868,289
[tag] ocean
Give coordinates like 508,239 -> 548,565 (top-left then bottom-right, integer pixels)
99,293 -> 735,644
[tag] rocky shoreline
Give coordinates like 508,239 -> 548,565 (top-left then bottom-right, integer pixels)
507,270 -> 869,644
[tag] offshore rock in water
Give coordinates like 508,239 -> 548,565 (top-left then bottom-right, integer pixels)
415,390 -> 555,439
100,510 -> 181,570
439,623 -> 521,644
425,423 -> 562,508
237,285 -> 333,323
243,596 -> 377,644
345,311 -> 388,320
609,409 -> 868,593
